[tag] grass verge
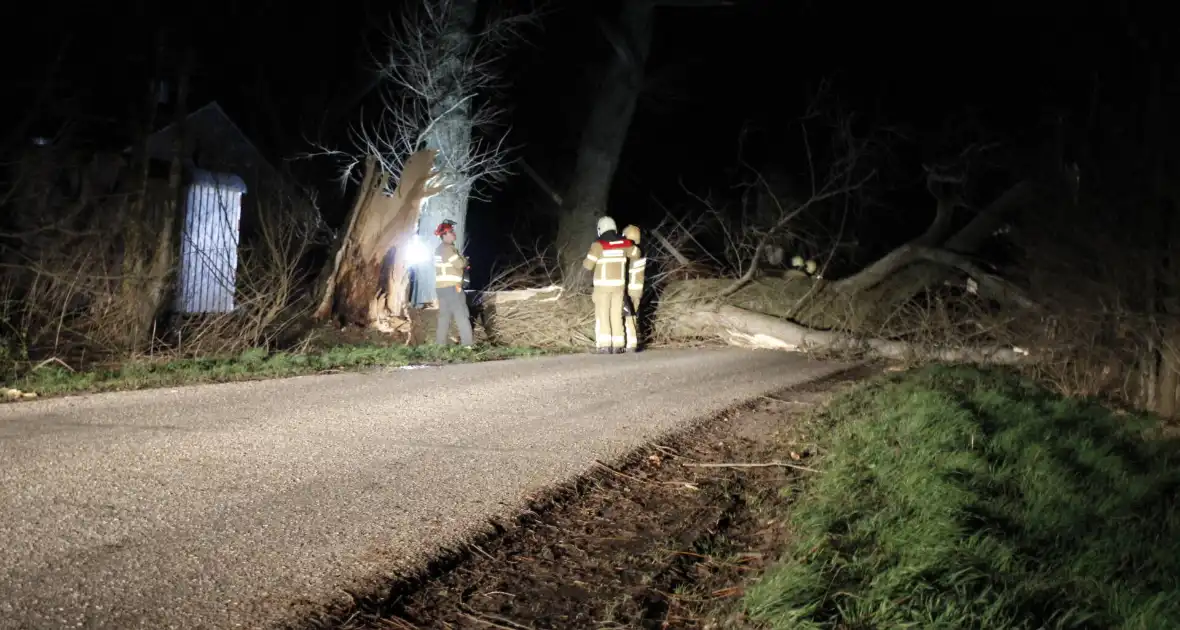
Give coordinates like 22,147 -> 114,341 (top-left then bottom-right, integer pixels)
746,364 -> 1180,629
2,344 -> 551,401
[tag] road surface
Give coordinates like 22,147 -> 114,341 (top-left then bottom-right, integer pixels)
0,348 -> 849,629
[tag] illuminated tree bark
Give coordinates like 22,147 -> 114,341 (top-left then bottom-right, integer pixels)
411,0 -> 479,305
313,151 -> 442,331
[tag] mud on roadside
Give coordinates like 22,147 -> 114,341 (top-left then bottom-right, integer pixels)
295,365 -> 877,630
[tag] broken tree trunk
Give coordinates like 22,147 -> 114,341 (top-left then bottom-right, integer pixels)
648,175 -> 1053,363
313,149 -> 443,331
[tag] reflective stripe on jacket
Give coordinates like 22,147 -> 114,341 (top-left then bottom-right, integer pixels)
583,238 -> 640,288
434,243 -> 467,288
628,254 -> 646,294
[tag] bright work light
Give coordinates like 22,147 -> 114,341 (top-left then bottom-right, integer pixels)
404,234 -> 431,265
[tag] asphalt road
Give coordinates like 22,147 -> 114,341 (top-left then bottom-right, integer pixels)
0,348 -> 849,630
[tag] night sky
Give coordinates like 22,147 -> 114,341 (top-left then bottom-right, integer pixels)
5,2 -> 1175,272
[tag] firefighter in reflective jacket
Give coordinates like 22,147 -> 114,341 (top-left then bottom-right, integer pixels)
433,220 -> 474,347
621,224 -> 646,352
583,216 -> 641,353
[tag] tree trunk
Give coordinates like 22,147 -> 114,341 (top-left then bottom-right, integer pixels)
411,0 -> 478,306
118,37 -> 189,353
1146,56 -> 1179,418
668,303 -> 1031,364
414,114 -> 473,306
115,34 -> 162,352
314,150 -> 442,331
771,178 -> 1043,335
556,1 -> 654,287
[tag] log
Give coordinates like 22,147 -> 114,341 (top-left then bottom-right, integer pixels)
480,285 -> 565,305
671,304 -> 1033,364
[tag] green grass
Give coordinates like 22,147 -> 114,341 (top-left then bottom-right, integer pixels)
2,344 -> 551,400
745,365 -> 1180,630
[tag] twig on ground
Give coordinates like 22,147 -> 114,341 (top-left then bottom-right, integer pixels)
457,613 -> 518,629
682,461 -> 823,473
374,615 -> 417,630
32,357 -> 75,372
652,444 -> 683,459
594,459 -> 700,490
457,603 -> 534,629
711,586 -> 743,598
759,394 -> 815,405
594,459 -> 652,484
468,543 -> 497,562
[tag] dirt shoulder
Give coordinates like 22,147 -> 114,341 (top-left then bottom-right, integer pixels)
294,363 -> 878,630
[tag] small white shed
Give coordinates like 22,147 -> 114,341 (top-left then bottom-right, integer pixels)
174,169 -> 248,313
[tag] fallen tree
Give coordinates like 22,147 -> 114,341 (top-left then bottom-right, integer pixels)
645,169 -> 1047,363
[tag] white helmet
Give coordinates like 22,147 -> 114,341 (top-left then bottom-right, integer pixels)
596,216 -> 617,236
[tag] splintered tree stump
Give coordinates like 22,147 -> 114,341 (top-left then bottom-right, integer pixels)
332,249 -> 384,328
313,150 -> 444,332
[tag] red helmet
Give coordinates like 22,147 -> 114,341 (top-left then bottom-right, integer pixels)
434,219 -> 457,237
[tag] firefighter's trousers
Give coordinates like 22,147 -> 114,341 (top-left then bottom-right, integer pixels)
592,287 -> 626,349
436,285 -> 474,346
624,292 -> 641,350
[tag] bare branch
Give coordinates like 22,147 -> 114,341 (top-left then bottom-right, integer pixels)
649,228 -> 690,266
596,18 -> 641,69
304,0 -> 535,202
717,167 -> 876,299
682,461 -> 822,473
944,179 -> 1035,252
912,246 -> 1039,310
518,159 -> 563,206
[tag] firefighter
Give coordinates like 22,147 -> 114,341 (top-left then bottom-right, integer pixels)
583,216 -> 640,353
433,219 -> 474,347
621,224 -> 646,352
